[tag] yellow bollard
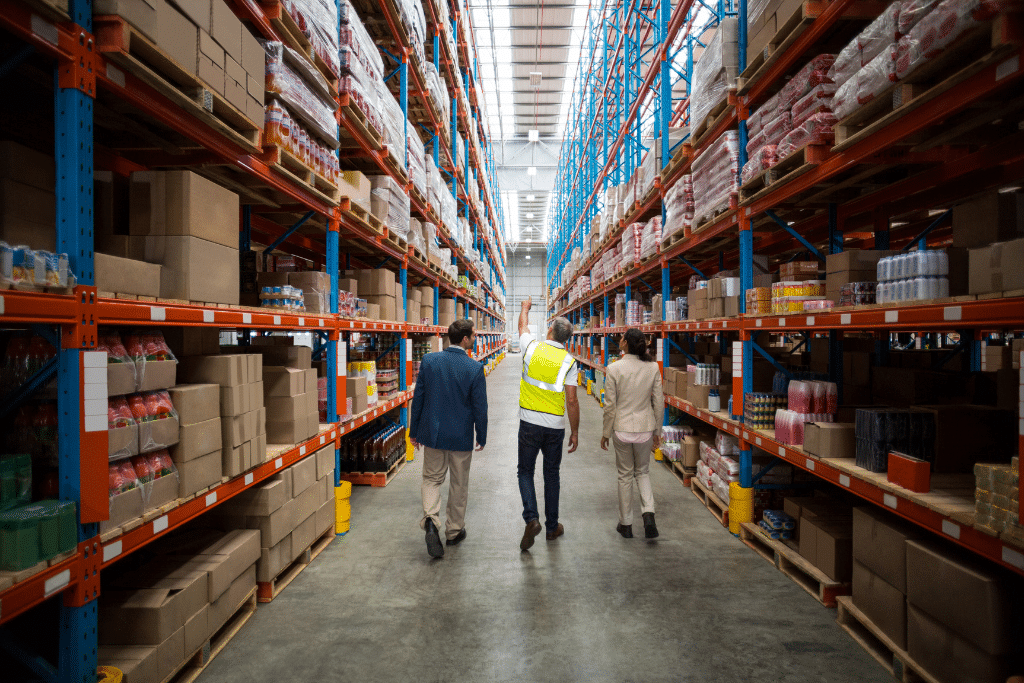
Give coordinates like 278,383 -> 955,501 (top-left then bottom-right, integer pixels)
654,447 -> 663,462
728,482 -> 754,535
405,428 -> 415,461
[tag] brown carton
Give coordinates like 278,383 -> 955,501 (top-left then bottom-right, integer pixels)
290,510 -> 316,554
952,191 -> 1024,248
98,572 -> 207,645
805,517 -> 853,582
266,418 -> 311,445
289,456 -> 317,496
139,414 -> 180,454
94,0 -> 158,40
355,268 -> 397,297
171,417 -> 221,463
137,359 -> 177,392
315,445 -> 335,480
154,0 -> 197,75
263,367 -> 304,397
250,497 -> 297,548
131,235 -> 238,305
852,506 -> 924,593
265,395 -> 307,424
129,171 -> 238,249
145,474 -> 179,513
907,605 -> 1013,683
802,422 -> 855,459
852,560 -> 907,649
95,253 -> 162,298
176,450 -> 221,497
220,384 -> 249,416
315,498 -> 334,535
183,604 -> 209,658
209,0 -> 241,60
251,382 -> 264,410
225,478 -> 287,517
969,237 -> 1024,294
97,645 -> 160,683
100,487 -> 145,534
256,534 -> 292,582
209,565 -> 256,633
163,328 -> 220,357
248,345 -> 311,370
168,384 -> 219,426
183,355 -> 245,387
109,421 -> 140,459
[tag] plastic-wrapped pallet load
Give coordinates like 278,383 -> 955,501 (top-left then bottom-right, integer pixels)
369,175 -> 411,237
639,216 -> 662,259
690,17 -> 739,132
407,130 -> 426,197
264,41 -> 339,149
282,0 -> 340,78
691,130 -> 739,227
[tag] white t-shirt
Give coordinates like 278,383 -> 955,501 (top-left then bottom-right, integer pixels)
518,333 -> 577,429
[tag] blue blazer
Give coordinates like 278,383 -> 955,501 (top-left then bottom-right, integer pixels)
409,346 -> 488,451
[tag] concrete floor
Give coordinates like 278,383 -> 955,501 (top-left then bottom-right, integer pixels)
201,354 -> 889,683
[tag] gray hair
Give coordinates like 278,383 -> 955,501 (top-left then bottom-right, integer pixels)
550,317 -> 572,343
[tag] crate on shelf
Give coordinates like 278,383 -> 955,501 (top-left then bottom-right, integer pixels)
337,453 -> 407,487
256,526 -> 334,603
691,91 -> 736,148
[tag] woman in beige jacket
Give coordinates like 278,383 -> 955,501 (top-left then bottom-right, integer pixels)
601,328 -> 664,539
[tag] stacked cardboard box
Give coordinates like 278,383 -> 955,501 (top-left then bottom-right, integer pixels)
338,170 -> 371,213
787,497 -> 853,582
417,286 -> 435,324
406,286 -> 422,324
747,0 -> 804,59
260,346 -> 319,444
707,276 -> 741,318
438,297 -> 457,327
687,287 -> 708,320
0,141 -> 56,249
97,528 -> 260,683
287,271 -> 331,314
213,447 -> 335,584
825,250 -> 895,304
347,268 -> 398,321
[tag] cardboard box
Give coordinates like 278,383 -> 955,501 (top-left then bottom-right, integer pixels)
171,417 -> 221,463
803,517 -> 853,582
315,446 -> 335,480
803,423 -> 855,459
109,421 -> 140,458
906,539 -> 1016,654
302,369 -> 316,395
266,418 -> 311,445
251,382 -> 264,410
367,295 -> 397,321
193,529 -> 259,601
852,560 -> 907,649
240,27 -> 263,78
315,498 -> 334,535
256,406 -> 265,434
969,237 -> 1024,294
249,497 -> 296,547
154,0 -> 198,74
131,235 -> 238,305
291,509 -> 316,553
250,346 -> 311,370
100,487 -> 145,534
209,565 -> 255,633
257,534 -> 292,582
129,171 -> 238,249
264,367 -> 304,397
338,171 -> 371,213
265,395 -> 307,424
254,433 -> 266,463
97,645 -> 160,683
163,328 -> 221,357
145,474 -> 179,513
355,269 -> 397,297
219,383 -> 249,416
95,253 -> 162,298
220,413 -> 253,449
139,414 -> 180,454
137,359 -> 177,392
952,191 -> 1024,248
907,605 -> 1013,683
226,478 -> 287,517
169,384 -> 219,426
289,456 -> 317,496
852,506 -> 923,593
826,250 -> 897,274
95,0 -> 158,40
176,450 -> 222,497
871,367 -> 969,407
98,572 -> 207,645
167,0 -> 209,29
688,384 -> 710,410
0,140 -> 55,191
681,435 -> 699,468
197,53 -> 224,96
346,376 -> 368,414
209,0 -> 241,59
338,277 -> 359,297
183,604 -> 209,657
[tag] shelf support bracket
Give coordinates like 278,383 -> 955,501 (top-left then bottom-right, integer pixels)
667,337 -> 698,366
901,209 -> 952,252
751,340 -> 792,379
766,210 -> 824,261
677,256 -> 705,279
262,211 -> 314,255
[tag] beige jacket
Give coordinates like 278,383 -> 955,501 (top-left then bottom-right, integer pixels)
602,354 -> 664,439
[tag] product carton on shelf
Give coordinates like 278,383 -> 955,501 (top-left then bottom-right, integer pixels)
801,516 -> 853,583
852,506 -> 925,594
852,560 -> 908,649
968,236 -> 1024,295
152,0 -> 198,76
907,605 -> 1015,683
338,170 -> 371,213
802,423 -> 855,459
951,191 -> 1024,249
128,171 -> 239,249
131,235 -> 239,305
176,450 -> 222,497
95,253 -> 163,298
94,0 -> 159,41
163,328 -> 221,358
168,384 -> 219,427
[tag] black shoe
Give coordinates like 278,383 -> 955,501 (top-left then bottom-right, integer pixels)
643,512 -> 659,539
616,524 -> 633,538
446,529 -> 467,546
425,519 -> 444,558
520,519 -> 542,551
546,523 -> 564,541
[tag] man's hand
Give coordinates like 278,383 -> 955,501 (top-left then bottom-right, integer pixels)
567,432 -> 579,453
475,443 -> 484,452
652,433 -> 661,448
522,295 -> 532,311
600,436 -> 609,451
410,437 -> 422,450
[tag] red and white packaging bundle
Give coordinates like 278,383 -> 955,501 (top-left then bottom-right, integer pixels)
663,176 -> 694,239
762,110 -> 793,147
791,83 -> 838,127
832,72 -> 859,119
829,2 -> 900,88
777,113 -> 837,159
856,42 -> 899,107
691,131 -> 739,226
741,144 -> 778,184
898,0 -> 941,33
746,107 -> 764,139
745,126 -> 768,159
895,0 -> 1003,79
639,217 -> 662,259
778,54 -> 836,108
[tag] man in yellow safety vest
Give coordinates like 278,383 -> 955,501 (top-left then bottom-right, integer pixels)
516,295 -> 580,552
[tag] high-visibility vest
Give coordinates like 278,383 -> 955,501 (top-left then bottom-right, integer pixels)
519,340 -> 575,415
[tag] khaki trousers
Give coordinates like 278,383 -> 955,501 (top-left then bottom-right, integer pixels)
613,435 -> 655,526
420,446 -> 473,540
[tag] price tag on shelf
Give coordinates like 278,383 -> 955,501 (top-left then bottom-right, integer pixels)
320,435 -> 326,445
203,310 -> 214,323
805,459 -> 815,471
840,314 -> 851,325
778,446 -> 786,457
245,473 -> 254,486
150,307 -> 166,321
275,458 -> 283,469
943,306 -> 962,321
806,316 -> 815,326
242,313 -> 252,324
839,474 -> 851,488
44,570 -> 70,597
885,310 -> 899,323
299,445 -> 306,456
274,316 -> 281,325
755,437 -> 762,446
103,541 -> 122,563
883,494 -> 898,509
298,318 -> 304,326
1003,546 -> 1024,571
205,492 -> 217,506
778,318 -> 785,327
153,516 -> 168,534
941,520 -> 960,540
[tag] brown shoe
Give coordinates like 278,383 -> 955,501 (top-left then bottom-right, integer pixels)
546,523 -> 564,541
520,520 -> 542,551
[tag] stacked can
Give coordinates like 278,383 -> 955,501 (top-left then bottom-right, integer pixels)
728,482 -> 754,535
746,287 -> 771,314
334,480 -> 353,534
744,392 -> 787,429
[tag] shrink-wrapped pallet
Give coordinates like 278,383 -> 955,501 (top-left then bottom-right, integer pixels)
690,18 -> 739,131
691,131 -> 739,227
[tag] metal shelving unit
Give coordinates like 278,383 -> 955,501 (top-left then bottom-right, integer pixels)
0,0 -> 507,676
545,0 -> 1024,583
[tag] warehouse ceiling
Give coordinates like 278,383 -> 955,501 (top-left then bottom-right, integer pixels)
468,0 -> 589,244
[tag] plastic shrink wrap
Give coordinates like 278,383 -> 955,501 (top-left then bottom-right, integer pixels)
691,131 -> 739,226
690,17 -> 738,130
283,0 -> 340,78
264,41 -> 339,146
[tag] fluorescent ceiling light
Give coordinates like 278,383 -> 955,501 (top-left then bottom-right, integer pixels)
528,129 -> 539,141
526,194 -> 535,201
525,255 -> 531,260
528,167 -> 537,176
494,31 -> 511,46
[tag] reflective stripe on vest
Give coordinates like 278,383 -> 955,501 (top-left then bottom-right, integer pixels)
519,341 -> 574,415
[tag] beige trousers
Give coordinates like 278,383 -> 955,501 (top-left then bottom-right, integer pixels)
613,435 -> 655,526
420,446 -> 473,540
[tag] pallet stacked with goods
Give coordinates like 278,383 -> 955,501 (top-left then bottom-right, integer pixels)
547,0 -> 1024,679
0,0 -> 505,677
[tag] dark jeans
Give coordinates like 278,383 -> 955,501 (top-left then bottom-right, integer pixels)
517,420 -> 565,533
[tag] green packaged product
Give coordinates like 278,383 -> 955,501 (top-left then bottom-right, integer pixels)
35,500 -> 77,558
0,504 -> 40,571
0,454 -> 32,512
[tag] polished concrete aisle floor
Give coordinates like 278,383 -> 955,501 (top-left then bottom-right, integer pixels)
202,354 -> 888,683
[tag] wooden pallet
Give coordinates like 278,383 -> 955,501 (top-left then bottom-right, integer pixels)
659,143 -> 693,183
835,596 -> 941,683
692,202 -> 736,234
23,0 -> 68,21
739,144 -> 830,203
383,228 -> 407,253
340,198 -> 383,236
256,526 -> 335,603
337,455 -> 407,487
660,228 -> 690,248
338,95 -> 384,151
94,16 -> 261,154
833,13 -> 1020,151
739,522 -> 850,608
163,588 -> 257,683
690,477 -> 729,527
262,145 -> 341,207
410,245 -> 429,267
691,91 -> 736,148
663,458 -> 693,487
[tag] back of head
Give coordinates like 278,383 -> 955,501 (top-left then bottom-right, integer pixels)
549,317 -> 572,344
624,328 -> 653,362
448,319 -> 474,345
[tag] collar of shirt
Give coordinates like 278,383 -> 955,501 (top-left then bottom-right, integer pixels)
446,345 -> 468,354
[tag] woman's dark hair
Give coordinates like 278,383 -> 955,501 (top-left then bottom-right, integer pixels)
624,328 -> 653,362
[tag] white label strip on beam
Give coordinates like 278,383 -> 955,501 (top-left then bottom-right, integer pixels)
778,446 -> 786,457
805,459 -> 815,471
242,313 -> 252,324
756,319 -> 763,327
274,316 -> 281,325
941,520 -> 960,540
885,310 -> 899,323
943,306 -> 962,321
300,445 -> 307,455
839,474 -> 851,488
806,316 -> 815,327
245,473 -> 254,486
150,307 -> 166,321
840,314 -> 852,325
103,541 -> 122,563
755,437 -> 762,446
44,569 -> 71,597
298,318 -> 304,326
996,55 -> 1020,81
153,516 -> 168,534
205,492 -> 217,506
275,458 -> 283,469
0,295 -> 4,315
203,310 -> 215,323
1002,546 -> 1024,570
883,494 -> 898,509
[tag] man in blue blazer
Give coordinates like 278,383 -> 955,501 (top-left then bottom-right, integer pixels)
409,319 -> 488,558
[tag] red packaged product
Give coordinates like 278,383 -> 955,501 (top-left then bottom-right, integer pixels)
130,455 -> 154,484
127,394 -> 149,422
108,396 -> 135,429
146,450 -> 175,478
790,83 -> 837,127
144,390 -> 176,419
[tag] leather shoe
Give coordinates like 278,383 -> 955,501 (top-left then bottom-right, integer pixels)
446,529 -> 467,546
424,519 -> 444,558
520,519 -> 542,551
643,512 -> 659,539
546,523 -> 564,541
616,524 -> 633,538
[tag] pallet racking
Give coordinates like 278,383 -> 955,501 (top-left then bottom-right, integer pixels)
544,0 -> 1024,581
0,0 -> 506,676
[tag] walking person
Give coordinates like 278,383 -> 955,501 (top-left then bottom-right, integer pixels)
515,296 -> 580,551
409,319 -> 488,559
601,328 -> 664,539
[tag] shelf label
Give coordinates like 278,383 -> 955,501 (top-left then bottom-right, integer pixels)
203,310 -> 214,323
943,306 -> 962,321
996,55 -> 1019,81
300,445 -> 307,456
885,310 -> 899,323
103,541 -> 122,563
153,516 -> 168,534
0,296 -> 4,315
941,520 -> 960,540
755,437 -> 762,446
1002,546 -> 1024,571
840,314 -> 852,325
756,319 -> 762,327
273,316 -> 281,325
106,62 -> 125,87
150,307 -> 166,321
44,569 -> 70,597
839,474 -> 851,488
320,435 -> 326,445
732,427 -> 739,435
778,318 -> 785,327
242,313 -> 252,324
274,457 -> 283,469
298,318 -> 304,326
337,341 -> 347,378
319,319 -> 325,326
806,459 -> 815,471
778,446 -> 786,457
244,473 -> 254,486
205,492 -> 217,506
806,316 -> 815,326
883,494 -> 898,509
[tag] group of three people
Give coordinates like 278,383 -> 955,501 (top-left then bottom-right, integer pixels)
408,296 -> 665,558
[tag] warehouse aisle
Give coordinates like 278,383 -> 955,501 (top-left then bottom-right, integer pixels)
201,355 -> 887,683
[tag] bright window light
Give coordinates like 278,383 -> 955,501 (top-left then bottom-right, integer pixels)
526,194 -> 535,201
526,212 -> 534,219
494,31 -> 511,46
528,167 -> 537,176
525,255 -> 531,260
528,129 -> 539,141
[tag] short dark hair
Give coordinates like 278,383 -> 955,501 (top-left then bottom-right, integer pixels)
448,319 -> 474,344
